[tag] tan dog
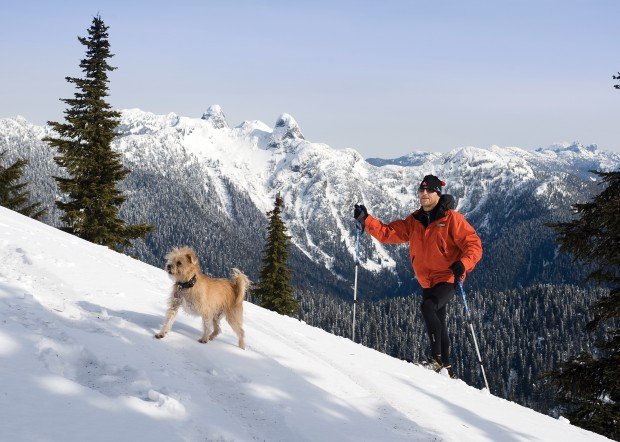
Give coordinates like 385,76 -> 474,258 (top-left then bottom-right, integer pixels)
155,247 -> 250,349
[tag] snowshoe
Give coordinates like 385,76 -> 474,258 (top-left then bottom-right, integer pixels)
442,364 -> 458,379
416,356 -> 443,373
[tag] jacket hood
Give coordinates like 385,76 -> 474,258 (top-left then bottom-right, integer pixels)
438,194 -> 456,211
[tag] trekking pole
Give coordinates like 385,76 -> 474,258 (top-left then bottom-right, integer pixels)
457,280 -> 490,392
352,220 -> 362,342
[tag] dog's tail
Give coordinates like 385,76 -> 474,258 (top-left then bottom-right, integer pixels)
231,268 -> 251,306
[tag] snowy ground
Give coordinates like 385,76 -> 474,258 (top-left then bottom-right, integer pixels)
0,206 -> 609,441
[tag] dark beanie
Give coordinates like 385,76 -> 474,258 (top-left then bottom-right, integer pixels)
419,175 -> 446,194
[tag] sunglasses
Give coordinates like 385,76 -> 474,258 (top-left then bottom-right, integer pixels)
418,188 -> 438,194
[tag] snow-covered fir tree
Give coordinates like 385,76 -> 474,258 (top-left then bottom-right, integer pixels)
253,194 -> 298,316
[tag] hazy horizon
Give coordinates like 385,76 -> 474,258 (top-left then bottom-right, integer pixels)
1,0 -> 618,157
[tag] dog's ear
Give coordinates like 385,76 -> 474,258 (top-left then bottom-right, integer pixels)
186,253 -> 194,264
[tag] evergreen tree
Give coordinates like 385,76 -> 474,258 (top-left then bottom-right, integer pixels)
614,72 -> 620,89
0,151 -> 46,219
545,171 -> 619,439
253,194 -> 298,316
43,15 -> 152,251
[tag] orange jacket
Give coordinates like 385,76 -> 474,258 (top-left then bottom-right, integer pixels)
365,198 -> 482,289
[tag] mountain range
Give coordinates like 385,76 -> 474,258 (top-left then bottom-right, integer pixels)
1,107 -> 618,299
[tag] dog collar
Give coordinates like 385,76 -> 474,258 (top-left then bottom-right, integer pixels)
174,275 -> 197,298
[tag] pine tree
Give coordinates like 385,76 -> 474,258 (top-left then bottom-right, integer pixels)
0,151 -> 46,219
544,171 -> 619,440
253,194 -> 298,316
43,15 -> 152,251
614,72 -> 620,90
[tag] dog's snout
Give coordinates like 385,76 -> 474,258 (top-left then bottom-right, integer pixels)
166,264 -> 172,271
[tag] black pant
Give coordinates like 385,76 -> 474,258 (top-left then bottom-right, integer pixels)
420,282 -> 455,363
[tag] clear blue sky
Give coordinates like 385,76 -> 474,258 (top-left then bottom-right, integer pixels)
1,0 -> 618,157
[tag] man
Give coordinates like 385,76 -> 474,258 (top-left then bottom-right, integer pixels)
353,175 -> 482,378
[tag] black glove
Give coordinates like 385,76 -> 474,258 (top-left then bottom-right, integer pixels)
354,204 -> 368,231
450,260 -> 465,281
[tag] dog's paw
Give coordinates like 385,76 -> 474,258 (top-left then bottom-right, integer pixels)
154,333 -> 165,339
198,338 -> 209,344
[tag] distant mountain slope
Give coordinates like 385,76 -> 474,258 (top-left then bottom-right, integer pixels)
0,206 -> 609,441
1,109 -> 618,299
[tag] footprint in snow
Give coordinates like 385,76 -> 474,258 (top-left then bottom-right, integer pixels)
147,389 -> 186,415
38,339 -> 153,398
14,248 -> 33,265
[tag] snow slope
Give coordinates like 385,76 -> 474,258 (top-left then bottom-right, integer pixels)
0,207 -> 609,441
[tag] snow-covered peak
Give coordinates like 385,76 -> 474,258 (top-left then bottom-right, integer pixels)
118,109 -> 181,135
448,145 -> 501,162
270,113 -> 305,146
0,115 -> 48,138
442,146 -> 535,179
528,142 -> 620,176
233,120 -> 272,137
201,104 -> 229,129
541,141 -> 598,155
534,141 -> 602,161
366,151 -> 440,167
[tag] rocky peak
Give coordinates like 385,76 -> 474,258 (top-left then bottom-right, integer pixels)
201,105 -> 229,129
269,113 -> 305,147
